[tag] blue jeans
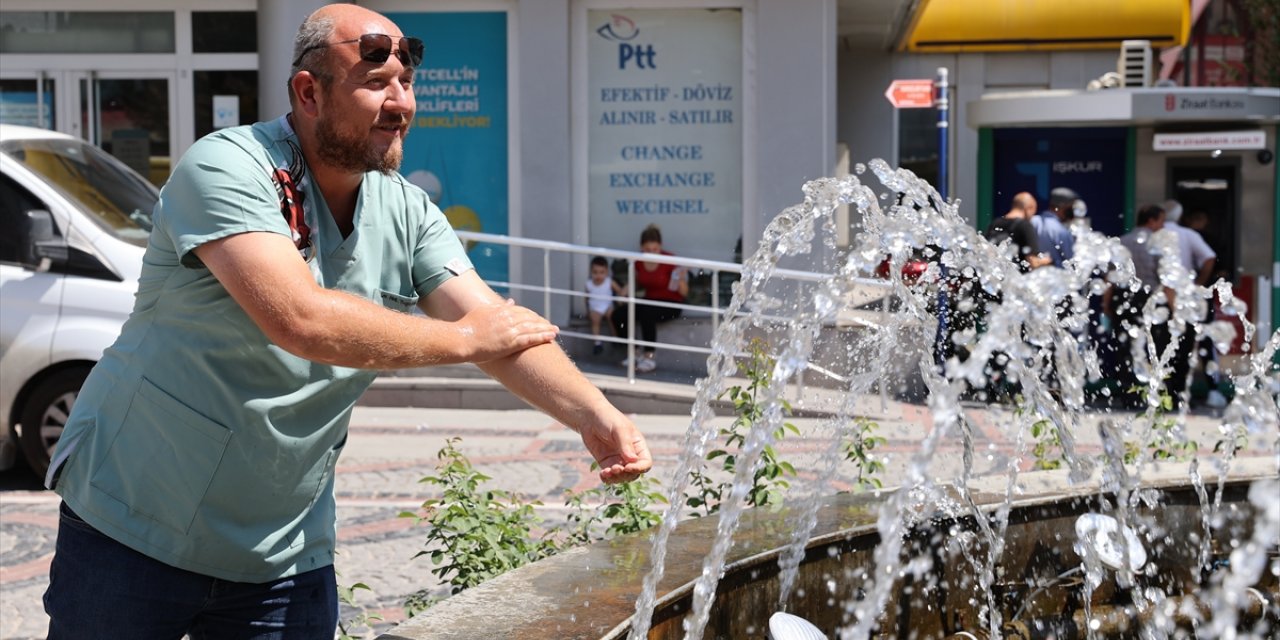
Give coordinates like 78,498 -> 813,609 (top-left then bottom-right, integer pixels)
45,502 -> 338,640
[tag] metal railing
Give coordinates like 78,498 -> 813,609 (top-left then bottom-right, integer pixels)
455,230 -> 894,383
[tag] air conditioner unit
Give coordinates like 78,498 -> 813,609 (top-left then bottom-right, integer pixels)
1119,40 -> 1152,87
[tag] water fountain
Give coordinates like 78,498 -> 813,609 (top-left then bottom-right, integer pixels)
381,162 -> 1279,640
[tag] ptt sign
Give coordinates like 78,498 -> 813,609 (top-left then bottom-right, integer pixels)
619,43 -> 656,69
597,14 -> 657,70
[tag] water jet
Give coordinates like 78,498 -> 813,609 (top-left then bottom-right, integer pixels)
382,164 -> 1280,640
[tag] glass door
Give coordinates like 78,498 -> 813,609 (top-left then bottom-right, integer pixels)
65,71 -> 177,186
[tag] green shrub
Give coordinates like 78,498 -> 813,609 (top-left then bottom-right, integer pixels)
402,437 -> 556,598
843,417 -> 886,490
563,472 -> 667,542
686,340 -> 799,514
1130,390 -> 1197,463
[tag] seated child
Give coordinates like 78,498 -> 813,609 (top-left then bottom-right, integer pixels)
585,256 -> 623,354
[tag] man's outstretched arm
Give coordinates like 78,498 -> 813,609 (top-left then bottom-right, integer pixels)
195,231 -> 559,368
422,272 -> 653,484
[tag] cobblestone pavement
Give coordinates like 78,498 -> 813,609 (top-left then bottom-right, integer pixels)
0,399 -> 1261,639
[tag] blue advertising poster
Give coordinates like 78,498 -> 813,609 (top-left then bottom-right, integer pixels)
387,12 -> 508,280
0,91 -> 54,129
992,127 -> 1128,237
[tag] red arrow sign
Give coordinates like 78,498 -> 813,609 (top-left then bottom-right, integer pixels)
884,79 -> 935,109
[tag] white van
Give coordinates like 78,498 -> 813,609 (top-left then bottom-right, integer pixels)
0,124 -> 155,478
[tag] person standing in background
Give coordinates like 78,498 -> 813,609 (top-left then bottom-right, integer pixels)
1030,187 -> 1080,268
1164,202 -> 1227,407
1160,199 -> 1217,287
1159,198 -> 1219,409
984,191 -> 1050,272
1180,208 -> 1227,284
1105,204 -> 1172,405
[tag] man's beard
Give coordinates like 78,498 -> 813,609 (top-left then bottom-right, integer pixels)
315,114 -> 406,174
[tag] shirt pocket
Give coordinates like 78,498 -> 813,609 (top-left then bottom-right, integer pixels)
378,290 -> 419,313
305,434 -> 346,511
91,377 -> 231,535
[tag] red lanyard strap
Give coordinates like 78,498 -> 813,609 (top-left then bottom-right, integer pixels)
272,167 -> 311,251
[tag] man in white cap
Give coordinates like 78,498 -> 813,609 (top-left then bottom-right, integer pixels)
1160,198 -> 1217,286
1157,199 -> 1218,409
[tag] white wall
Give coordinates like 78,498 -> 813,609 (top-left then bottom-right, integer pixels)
837,46 -> 897,168
516,0 -> 572,246
258,0 -> 330,120
514,0 -> 574,314
751,0 -> 838,263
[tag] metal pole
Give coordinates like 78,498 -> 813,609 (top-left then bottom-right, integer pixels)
36,71 -> 47,130
880,293 -> 889,411
711,271 -> 720,335
543,248 -> 551,319
936,67 -> 949,201
88,72 -> 100,146
933,67 -> 950,369
626,260 -> 637,381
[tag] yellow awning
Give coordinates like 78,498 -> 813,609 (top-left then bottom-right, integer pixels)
902,0 -> 1189,52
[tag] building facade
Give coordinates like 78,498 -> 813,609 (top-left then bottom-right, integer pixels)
2,0 -> 1276,343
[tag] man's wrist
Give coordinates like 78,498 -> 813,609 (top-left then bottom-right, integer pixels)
567,399 -> 624,436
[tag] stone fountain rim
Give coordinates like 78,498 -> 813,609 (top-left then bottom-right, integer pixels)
381,457 -> 1277,640
600,457 -> 1278,639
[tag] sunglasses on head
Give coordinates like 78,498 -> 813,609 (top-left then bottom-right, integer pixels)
293,33 -> 424,69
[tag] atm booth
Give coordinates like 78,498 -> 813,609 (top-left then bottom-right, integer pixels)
969,86 -> 1280,365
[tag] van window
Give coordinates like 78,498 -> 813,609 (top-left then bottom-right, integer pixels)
0,137 -> 156,247
0,174 -> 50,263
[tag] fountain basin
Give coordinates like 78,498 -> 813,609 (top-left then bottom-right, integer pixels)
379,457 -> 1278,639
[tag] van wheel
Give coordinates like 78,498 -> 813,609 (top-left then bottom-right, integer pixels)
19,368 -> 89,480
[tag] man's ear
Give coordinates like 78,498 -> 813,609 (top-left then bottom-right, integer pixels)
291,72 -> 322,118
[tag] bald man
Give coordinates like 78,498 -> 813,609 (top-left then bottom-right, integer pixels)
984,191 -> 1050,272
42,5 -> 651,637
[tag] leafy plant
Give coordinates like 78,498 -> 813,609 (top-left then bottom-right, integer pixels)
402,437 -> 557,598
684,459 -> 726,518
398,438 -> 667,619
402,588 -> 440,621
1214,423 -> 1249,457
686,340 -> 799,515
1128,391 -> 1198,463
563,471 -> 667,542
560,486 -> 605,548
843,417 -> 886,490
1014,396 -> 1065,471
336,580 -> 383,640
1030,417 -> 1065,471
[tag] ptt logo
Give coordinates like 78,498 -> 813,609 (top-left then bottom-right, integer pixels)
596,14 -> 656,69
596,14 -> 638,41
1164,94 -> 1176,111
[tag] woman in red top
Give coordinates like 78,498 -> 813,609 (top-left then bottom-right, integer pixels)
622,224 -> 687,373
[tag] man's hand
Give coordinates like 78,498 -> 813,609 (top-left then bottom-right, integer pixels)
456,299 -> 559,362
579,413 -> 653,484
429,271 -> 651,484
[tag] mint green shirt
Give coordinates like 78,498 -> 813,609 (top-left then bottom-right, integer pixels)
49,116 -> 471,582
